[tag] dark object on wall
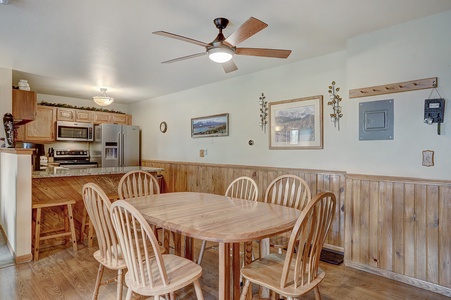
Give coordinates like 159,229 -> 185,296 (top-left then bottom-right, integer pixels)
359,99 -> 394,141
424,98 -> 445,135
3,113 -> 15,148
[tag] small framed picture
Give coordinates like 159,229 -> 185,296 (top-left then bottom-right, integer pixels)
269,95 -> 323,149
422,150 -> 434,167
191,113 -> 229,138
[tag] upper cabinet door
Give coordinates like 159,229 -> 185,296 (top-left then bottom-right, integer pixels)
75,110 -> 93,122
12,89 -> 37,123
111,113 -> 128,124
57,108 -> 75,121
93,111 -> 112,124
24,106 -> 56,142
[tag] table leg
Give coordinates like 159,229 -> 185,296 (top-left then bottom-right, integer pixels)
184,236 -> 193,261
232,243 -> 241,299
219,242 -> 231,300
244,241 -> 253,300
163,230 -> 170,253
259,237 -> 270,298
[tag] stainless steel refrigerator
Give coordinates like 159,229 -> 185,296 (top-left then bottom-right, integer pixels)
90,124 -> 140,167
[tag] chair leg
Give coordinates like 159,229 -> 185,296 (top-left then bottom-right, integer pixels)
197,240 -> 207,265
313,286 -> 321,300
33,208 -> 42,261
125,288 -> 133,300
92,264 -> 104,300
193,279 -> 204,300
116,269 -> 124,300
240,279 -> 251,300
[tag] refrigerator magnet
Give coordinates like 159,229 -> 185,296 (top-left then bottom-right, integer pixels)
160,121 -> 167,133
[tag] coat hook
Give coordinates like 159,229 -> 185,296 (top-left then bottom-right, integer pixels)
413,82 -> 418,86
399,85 -> 403,88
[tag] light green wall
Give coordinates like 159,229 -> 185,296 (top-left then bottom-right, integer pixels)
131,11 -> 451,181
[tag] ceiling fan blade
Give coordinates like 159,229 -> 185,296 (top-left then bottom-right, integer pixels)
161,52 -> 206,64
222,59 -> 238,73
224,17 -> 268,46
235,47 -> 292,59
153,31 -> 210,48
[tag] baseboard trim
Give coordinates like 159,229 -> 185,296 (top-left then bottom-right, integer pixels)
345,261 -> 451,297
15,253 -> 32,264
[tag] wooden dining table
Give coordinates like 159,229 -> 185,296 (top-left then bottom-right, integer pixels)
125,192 -> 301,300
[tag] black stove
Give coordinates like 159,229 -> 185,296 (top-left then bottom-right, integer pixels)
53,149 -> 98,168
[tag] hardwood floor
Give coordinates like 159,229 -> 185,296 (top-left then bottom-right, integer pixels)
0,239 -> 449,300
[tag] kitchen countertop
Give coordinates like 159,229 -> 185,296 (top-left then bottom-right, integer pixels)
32,166 -> 164,178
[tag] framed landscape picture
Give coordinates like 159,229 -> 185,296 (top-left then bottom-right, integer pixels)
191,113 -> 229,138
269,95 -> 323,149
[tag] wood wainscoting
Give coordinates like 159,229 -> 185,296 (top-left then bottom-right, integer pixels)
141,160 -> 346,251
142,160 -> 451,296
345,174 -> 451,297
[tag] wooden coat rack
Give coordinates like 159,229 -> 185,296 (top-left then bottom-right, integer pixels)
349,77 -> 437,99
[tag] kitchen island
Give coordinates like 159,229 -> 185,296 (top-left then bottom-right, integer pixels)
32,166 -> 164,252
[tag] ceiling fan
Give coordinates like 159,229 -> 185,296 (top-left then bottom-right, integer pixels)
153,17 -> 292,73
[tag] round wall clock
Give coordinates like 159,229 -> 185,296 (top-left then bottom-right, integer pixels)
159,121 -> 167,133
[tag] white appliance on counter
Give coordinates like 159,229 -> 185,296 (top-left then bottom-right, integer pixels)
90,124 -> 140,167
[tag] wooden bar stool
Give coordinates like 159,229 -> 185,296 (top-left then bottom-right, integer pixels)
79,208 -> 95,248
32,199 -> 78,261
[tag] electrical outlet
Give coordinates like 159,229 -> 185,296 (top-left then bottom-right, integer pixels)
199,149 -> 206,157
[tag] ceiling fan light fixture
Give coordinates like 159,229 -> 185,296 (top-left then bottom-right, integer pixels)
208,47 -> 234,63
93,88 -> 114,106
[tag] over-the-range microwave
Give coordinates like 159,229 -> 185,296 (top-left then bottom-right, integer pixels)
56,121 -> 94,142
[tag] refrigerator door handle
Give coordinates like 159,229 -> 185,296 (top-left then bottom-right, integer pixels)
117,131 -> 122,167
121,132 -> 125,166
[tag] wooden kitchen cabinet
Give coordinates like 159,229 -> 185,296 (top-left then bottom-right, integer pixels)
57,108 -> 93,122
57,108 -> 75,121
111,113 -> 128,124
75,110 -> 93,122
93,111 -> 111,124
20,106 -> 56,142
12,89 -> 37,124
56,107 -> 131,125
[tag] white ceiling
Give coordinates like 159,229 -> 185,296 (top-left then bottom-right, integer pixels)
1,0 -> 451,104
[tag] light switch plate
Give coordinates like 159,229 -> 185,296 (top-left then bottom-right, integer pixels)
422,150 -> 434,167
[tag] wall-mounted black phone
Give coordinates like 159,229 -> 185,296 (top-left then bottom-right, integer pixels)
424,98 -> 445,135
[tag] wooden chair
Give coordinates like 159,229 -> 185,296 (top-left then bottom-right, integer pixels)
110,199 -> 204,300
240,192 -> 336,300
264,174 -> 311,253
32,198 -> 78,261
197,176 -> 258,265
117,170 -> 160,199
82,183 -> 127,300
